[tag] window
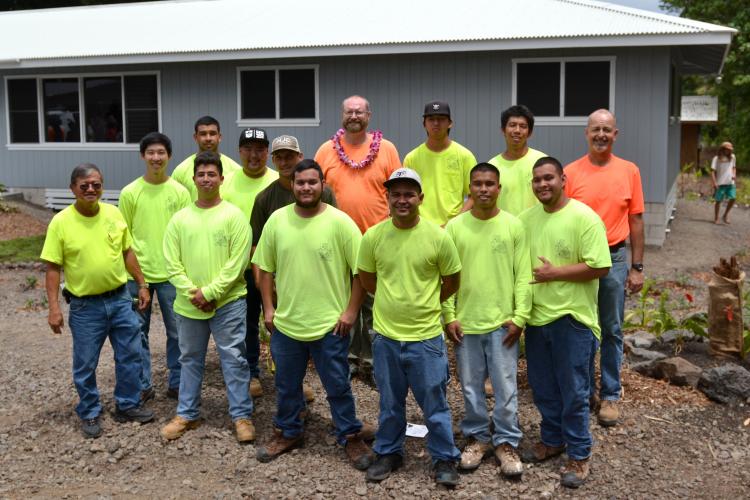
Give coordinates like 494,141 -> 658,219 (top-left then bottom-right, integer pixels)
513,57 -> 615,124
237,65 -> 318,126
5,72 -> 160,148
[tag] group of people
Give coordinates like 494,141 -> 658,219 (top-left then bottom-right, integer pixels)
41,95 -> 645,489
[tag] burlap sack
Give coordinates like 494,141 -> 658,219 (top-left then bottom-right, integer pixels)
707,270 -> 745,358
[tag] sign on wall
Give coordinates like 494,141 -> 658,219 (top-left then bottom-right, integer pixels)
680,96 -> 718,123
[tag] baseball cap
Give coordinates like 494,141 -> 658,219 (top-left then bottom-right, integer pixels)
720,141 -> 734,151
423,101 -> 451,118
271,135 -> 302,154
239,128 -> 269,146
383,168 -> 423,190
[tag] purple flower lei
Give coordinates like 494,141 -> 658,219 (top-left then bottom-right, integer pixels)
330,128 -> 383,170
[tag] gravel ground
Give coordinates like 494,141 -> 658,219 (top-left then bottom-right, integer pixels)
0,196 -> 749,499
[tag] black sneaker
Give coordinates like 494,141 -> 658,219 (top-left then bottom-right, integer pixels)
113,405 -> 155,424
366,453 -> 403,482
80,416 -> 102,439
140,387 -> 155,403
166,386 -> 179,400
434,460 -> 459,487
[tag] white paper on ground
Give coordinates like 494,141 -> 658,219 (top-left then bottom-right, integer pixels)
405,423 -> 428,438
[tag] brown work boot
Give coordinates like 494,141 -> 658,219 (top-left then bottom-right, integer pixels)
495,443 -> 523,477
249,378 -> 263,398
256,428 -> 304,462
303,383 -> 315,403
560,457 -> 590,488
345,434 -> 375,470
484,378 -> 494,398
520,441 -> 565,463
459,438 -> 493,470
160,416 -> 202,440
358,421 -> 377,441
598,400 -> 620,427
235,418 -> 255,443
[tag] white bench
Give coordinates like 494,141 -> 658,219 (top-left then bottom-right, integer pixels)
45,189 -> 121,210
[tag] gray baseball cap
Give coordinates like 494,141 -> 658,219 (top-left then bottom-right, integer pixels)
271,135 -> 302,154
383,168 -> 422,190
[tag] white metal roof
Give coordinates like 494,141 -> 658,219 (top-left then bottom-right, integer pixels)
0,0 -> 735,69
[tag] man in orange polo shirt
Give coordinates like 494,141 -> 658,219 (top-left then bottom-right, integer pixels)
564,109 -> 645,427
315,95 -> 401,383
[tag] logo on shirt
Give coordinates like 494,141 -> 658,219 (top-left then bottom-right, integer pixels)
318,243 -> 333,262
213,231 -> 229,248
555,239 -> 572,260
490,236 -> 505,254
166,196 -> 178,213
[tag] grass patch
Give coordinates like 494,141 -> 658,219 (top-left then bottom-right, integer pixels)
0,234 -> 45,263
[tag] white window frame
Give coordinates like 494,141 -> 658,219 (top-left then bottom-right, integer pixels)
236,64 -> 320,127
511,56 -> 616,126
4,70 -> 161,151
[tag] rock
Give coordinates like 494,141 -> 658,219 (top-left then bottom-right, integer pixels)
625,331 -> 658,350
628,347 -> 667,363
660,329 -> 695,344
698,365 -> 750,404
355,486 -> 367,496
654,357 -> 702,387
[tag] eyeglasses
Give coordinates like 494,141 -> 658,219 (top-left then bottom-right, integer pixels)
78,182 -> 102,191
343,110 -> 369,117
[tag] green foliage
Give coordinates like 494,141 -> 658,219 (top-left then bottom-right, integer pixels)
23,275 -> 38,291
0,235 -> 45,263
661,0 -> 750,168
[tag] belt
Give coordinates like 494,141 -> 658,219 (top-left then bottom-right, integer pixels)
63,284 -> 126,302
609,241 -> 625,252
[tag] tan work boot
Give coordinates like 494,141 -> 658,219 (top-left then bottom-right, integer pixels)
235,418 -> 255,443
520,441 -> 565,463
345,434 -> 375,470
359,421 -> 377,441
249,378 -> 263,398
598,400 -> 620,426
560,457 -> 590,488
256,428 -> 304,462
495,443 -> 523,477
160,416 -> 202,440
459,438 -> 493,470
303,383 -> 315,403
484,378 -> 494,398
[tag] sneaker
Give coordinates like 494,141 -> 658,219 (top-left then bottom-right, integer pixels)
484,378 -> 494,398
140,387 -> 155,403
520,441 -> 565,463
249,378 -> 263,398
344,433 -> 375,470
166,386 -> 179,400
459,438 -> 493,470
80,416 -> 102,439
235,418 -> 255,443
160,416 -> 202,440
495,443 -> 523,477
560,457 -> 590,488
113,405 -> 155,424
303,383 -> 315,403
598,400 -> 620,427
366,453 -> 403,482
434,460 -> 460,487
256,428 -> 304,462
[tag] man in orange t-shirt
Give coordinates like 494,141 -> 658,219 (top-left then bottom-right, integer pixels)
314,95 -> 401,383
564,109 -> 645,428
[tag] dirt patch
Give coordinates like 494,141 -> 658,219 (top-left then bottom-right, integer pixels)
0,208 -> 49,240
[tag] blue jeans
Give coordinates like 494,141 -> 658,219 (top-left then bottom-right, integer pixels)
372,333 -> 460,463
592,245 -> 628,400
271,329 -> 362,442
455,327 -> 522,447
525,316 -> 597,461
127,280 -> 181,391
244,270 -> 262,378
175,299 -> 253,421
68,287 -> 142,420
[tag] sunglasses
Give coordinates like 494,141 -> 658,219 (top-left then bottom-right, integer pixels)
78,182 -> 102,191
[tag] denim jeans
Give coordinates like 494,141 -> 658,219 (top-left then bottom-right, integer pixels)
68,287 -> 142,420
526,315 -> 597,461
349,294 -> 374,371
243,270 -> 262,379
455,327 -> 522,447
127,280 -> 181,391
592,245 -> 628,400
372,332 -> 461,463
175,299 -> 253,421
271,328 -> 362,442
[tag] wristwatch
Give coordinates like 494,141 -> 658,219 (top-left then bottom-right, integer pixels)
631,263 -> 644,273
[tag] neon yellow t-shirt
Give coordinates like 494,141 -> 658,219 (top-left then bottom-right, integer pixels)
171,153 -> 242,201
221,167 -> 279,220
163,201 -> 251,319
358,218 -> 461,341
40,203 -> 131,296
518,199 -> 611,339
403,141 -> 476,225
442,210 -> 532,333
118,177 -> 191,283
488,148 -> 546,216
251,205 -> 361,341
